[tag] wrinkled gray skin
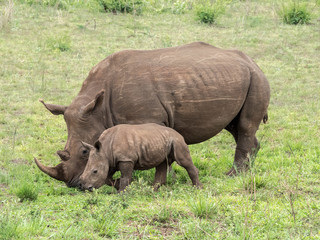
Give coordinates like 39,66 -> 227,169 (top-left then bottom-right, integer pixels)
35,42 -> 270,188
79,123 -> 201,192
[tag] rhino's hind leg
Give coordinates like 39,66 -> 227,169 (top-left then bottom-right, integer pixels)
173,142 -> 201,188
226,73 -> 269,176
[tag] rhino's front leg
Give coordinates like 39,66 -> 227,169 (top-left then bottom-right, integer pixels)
105,168 -> 120,190
154,161 -> 170,191
118,162 -> 134,193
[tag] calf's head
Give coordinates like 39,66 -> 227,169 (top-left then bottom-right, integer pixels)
79,141 -> 109,191
35,90 -> 106,188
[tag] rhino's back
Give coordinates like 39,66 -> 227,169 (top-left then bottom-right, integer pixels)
91,42 -> 257,144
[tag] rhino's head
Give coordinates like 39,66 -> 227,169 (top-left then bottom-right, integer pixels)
79,141 -> 109,191
35,90 -> 106,188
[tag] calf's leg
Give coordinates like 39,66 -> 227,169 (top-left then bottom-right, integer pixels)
154,160 -> 171,191
173,142 -> 201,188
118,162 -> 134,193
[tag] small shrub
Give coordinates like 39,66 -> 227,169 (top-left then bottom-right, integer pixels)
46,35 -> 71,52
96,0 -> 144,14
189,192 -> 218,219
195,1 -> 225,24
278,1 -> 311,25
15,183 -> 38,202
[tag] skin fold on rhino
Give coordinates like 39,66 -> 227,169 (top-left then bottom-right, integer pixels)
79,123 -> 201,192
34,42 -> 270,188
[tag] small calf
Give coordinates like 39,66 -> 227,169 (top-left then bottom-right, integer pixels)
79,123 -> 201,192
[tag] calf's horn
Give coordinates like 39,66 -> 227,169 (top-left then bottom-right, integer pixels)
34,158 -> 65,182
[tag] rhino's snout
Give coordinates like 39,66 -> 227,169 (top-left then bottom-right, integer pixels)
78,181 -> 94,192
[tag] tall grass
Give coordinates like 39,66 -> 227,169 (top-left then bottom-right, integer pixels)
0,0 -> 14,30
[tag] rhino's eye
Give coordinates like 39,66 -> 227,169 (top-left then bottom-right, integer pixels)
93,169 -> 98,174
82,149 -> 88,155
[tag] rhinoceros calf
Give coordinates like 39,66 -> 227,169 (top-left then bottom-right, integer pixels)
79,123 -> 201,192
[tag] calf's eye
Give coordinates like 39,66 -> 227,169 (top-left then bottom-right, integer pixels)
82,149 -> 88,155
93,169 -> 98,174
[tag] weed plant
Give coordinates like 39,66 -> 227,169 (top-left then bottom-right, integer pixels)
96,0 -> 144,14
14,182 -> 38,201
195,0 -> 226,24
46,35 -> 71,52
278,1 -> 311,25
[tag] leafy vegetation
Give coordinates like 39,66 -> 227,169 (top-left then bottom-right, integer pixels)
96,0 -> 144,14
14,182 -> 38,202
0,0 -> 320,239
278,0 -> 312,25
195,0 -> 226,24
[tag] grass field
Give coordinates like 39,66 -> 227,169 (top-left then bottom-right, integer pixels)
0,0 -> 320,239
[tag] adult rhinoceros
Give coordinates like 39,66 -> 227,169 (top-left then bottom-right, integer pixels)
35,42 -> 270,188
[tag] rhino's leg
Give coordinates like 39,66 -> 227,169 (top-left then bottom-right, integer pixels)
173,142 -> 201,188
105,168 -> 120,190
226,73 -> 269,176
118,162 -> 134,193
154,161 -> 170,191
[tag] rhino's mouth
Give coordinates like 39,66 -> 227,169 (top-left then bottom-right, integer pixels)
67,176 -> 82,188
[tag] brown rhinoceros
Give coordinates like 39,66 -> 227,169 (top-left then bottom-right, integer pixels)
34,42 -> 270,188
79,123 -> 201,192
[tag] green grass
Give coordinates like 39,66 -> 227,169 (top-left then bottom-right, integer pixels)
0,0 -> 320,239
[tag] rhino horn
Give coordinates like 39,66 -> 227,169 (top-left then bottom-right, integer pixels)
39,99 -> 67,115
81,90 -> 105,115
34,158 -> 65,181
57,150 -> 70,161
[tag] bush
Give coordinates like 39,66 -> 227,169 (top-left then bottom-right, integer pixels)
46,35 -> 71,52
96,0 -> 144,14
189,192 -> 218,219
15,183 -> 38,202
195,1 -> 225,24
278,1 -> 311,25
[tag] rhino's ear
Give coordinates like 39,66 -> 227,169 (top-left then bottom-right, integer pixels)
57,150 -> 70,161
94,140 -> 101,152
39,99 -> 67,115
82,90 -> 105,115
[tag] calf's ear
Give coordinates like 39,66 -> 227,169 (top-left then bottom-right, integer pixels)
81,141 -> 95,151
94,140 -> 101,151
81,90 -> 105,115
39,99 -> 67,115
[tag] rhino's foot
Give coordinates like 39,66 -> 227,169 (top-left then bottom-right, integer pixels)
226,165 -> 249,176
194,182 -> 203,189
226,168 -> 238,176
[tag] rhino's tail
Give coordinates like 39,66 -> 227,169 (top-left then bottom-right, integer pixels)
263,113 -> 268,124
